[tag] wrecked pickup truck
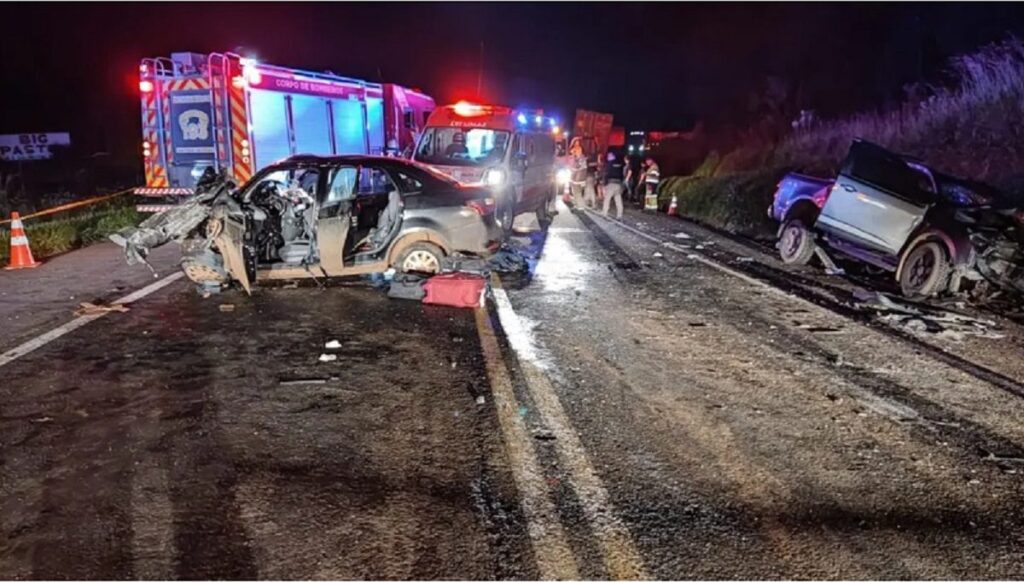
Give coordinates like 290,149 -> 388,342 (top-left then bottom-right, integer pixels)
770,139 -> 1024,298
111,155 -> 504,293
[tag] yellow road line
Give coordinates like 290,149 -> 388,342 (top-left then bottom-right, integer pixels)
474,306 -> 581,580
488,277 -> 649,579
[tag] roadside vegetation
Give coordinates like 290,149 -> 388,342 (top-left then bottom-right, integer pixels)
659,37 -> 1024,239
0,197 -> 139,264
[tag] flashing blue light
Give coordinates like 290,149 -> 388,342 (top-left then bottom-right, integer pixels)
517,113 -> 528,124
535,115 -> 543,125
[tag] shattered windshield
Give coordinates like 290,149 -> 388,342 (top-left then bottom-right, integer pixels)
415,127 -> 511,167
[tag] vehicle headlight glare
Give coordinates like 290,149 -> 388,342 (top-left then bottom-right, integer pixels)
485,168 -> 506,186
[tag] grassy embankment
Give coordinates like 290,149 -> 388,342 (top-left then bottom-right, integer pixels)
0,196 -> 140,265
658,38 -> 1024,240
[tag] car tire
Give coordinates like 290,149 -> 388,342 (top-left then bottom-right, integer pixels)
899,240 -> 951,298
495,197 -> 516,235
394,242 -> 444,275
536,192 -> 556,229
777,219 -> 816,265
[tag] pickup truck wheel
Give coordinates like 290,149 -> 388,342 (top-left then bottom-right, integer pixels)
900,240 -> 951,298
394,242 -> 444,275
778,219 -> 816,265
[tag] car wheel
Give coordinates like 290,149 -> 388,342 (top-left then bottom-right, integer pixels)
495,198 -> 515,235
777,219 -> 816,265
394,242 -> 444,275
899,240 -> 951,298
536,193 -> 555,229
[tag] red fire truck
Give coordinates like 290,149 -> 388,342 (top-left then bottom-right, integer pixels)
135,52 -> 434,210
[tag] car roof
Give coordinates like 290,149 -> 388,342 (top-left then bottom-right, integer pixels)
264,154 -> 461,186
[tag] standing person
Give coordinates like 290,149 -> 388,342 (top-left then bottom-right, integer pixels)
623,154 -> 636,205
642,156 -> 661,211
583,164 -> 598,209
601,151 -> 625,219
569,138 -> 587,208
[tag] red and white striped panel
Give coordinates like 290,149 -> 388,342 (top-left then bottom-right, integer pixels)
229,82 -> 252,184
134,187 -> 194,196
136,204 -> 176,213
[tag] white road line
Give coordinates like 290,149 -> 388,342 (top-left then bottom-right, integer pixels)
473,307 -> 581,580
0,272 -> 184,369
486,279 -> 649,579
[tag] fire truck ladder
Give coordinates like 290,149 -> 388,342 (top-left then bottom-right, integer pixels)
207,52 -> 234,176
140,57 -> 174,185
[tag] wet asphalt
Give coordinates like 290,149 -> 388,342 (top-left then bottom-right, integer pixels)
3,201 -> 1024,578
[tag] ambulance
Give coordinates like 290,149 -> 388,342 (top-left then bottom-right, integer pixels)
135,52 -> 434,211
412,101 -> 560,232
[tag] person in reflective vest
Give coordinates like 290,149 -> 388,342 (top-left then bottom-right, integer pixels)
641,156 -> 660,211
569,138 -> 588,208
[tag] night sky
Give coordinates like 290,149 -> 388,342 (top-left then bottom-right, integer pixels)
3,2 -> 1024,160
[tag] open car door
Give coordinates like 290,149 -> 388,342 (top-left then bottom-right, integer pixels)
212,210 -> 252,294
815,141 -> 934,256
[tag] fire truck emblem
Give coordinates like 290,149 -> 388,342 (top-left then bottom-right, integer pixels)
178,109 -> 210,141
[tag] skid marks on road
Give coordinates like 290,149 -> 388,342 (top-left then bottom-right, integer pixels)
590,211 -> 1024,455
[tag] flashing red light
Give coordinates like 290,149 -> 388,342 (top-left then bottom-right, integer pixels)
453,101 -> 487,117
139,80 -> 154,93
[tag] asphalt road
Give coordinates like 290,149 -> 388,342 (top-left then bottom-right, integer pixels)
2,201 -> 1024,579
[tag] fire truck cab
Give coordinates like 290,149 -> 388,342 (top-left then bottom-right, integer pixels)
412,101 -> 559,232
136,52 -> 434,211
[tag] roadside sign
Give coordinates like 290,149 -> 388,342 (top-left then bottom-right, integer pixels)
0,133 -> 71,161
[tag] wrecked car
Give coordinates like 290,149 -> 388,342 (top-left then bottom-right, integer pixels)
770,139 -> 1024,298
112,155 -> 504,292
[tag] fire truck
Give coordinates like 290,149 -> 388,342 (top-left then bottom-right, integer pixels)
135,52 -> 434,211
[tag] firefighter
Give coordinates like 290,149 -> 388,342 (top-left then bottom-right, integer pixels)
569,138 -> 588,208
601,151 -> 625,219
641,156 -> 661,211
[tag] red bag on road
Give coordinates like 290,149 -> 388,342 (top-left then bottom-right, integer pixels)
422,272 -> 487,308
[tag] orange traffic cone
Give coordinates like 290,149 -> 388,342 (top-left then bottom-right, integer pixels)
5,212 -> 40,270
667,194 -> 679,216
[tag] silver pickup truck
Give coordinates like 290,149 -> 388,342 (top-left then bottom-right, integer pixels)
769,140 -> 1024,298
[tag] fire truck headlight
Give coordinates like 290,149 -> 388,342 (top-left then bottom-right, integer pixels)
484,168 -> 506,186
556,168 -> 571,185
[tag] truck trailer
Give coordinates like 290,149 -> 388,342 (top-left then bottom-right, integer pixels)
136,52 -> 434,211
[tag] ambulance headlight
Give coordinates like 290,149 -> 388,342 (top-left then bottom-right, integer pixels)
484,168 -> 506,186
556,168 -> 571,185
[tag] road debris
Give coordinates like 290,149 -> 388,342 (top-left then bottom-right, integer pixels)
853,289 -> 1003,340
74,302 -> 129,317
324,339 -> 342,349
218,303 -> 235,312
653,252 -> 664,258
673,232 -> 691,239
475,395 -> 486,405
318,353 -> 338,363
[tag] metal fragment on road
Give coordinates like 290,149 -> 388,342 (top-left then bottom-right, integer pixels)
324,339 -> 342,349
318,353 -> 337,363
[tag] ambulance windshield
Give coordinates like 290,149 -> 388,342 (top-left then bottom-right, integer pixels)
415,127 -> 510,167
